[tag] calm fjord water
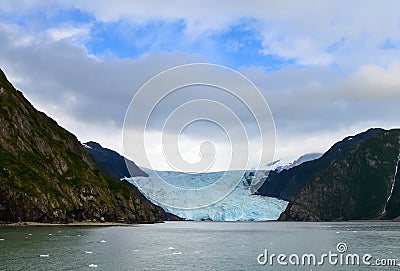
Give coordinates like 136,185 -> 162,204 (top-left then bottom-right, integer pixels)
0,221 -> 399,270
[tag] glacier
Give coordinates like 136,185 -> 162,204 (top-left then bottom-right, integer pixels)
125,170 -> 288,221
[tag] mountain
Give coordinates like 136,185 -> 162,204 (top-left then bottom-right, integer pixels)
83,141 -> 148,179
273,153 -> 322,172
257,128 -> 381,201
83,142 -> 182,221
282,153 -> 322,170
0,68 -> 164,224
277,128 -> 400,221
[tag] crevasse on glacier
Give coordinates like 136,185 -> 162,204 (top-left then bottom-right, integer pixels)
126,170 -> 288,221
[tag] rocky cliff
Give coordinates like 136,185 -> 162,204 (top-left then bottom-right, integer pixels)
278,129 -> 400,221
0,68 -> 164,224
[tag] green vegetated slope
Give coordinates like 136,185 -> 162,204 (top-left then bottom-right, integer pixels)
280,129 -> 400,221
0,68 -> 162,223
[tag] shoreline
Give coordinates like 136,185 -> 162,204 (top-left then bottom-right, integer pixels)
0,221 -> 144,227
1,219 -> 398,226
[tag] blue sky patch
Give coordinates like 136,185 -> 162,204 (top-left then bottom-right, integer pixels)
0,8 -> 93,31
85,19 -> 187,59
84,17 -> 292,70
381,38 -> 399,50
205,19 -> 295,70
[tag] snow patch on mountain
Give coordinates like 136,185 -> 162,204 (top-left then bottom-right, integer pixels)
273,153 -> 323,172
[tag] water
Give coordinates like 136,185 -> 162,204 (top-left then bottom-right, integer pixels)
0,222 -> 399,270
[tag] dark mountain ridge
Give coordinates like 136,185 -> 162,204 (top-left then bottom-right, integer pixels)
275,128 -> 400,221
84,141 -> 148,180
257,128 -> 381,201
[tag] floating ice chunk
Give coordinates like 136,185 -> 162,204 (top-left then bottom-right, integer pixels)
89,264 -> 98,268
40,254 -> 49,257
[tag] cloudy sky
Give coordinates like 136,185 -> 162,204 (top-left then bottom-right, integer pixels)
1,1 -> 400,171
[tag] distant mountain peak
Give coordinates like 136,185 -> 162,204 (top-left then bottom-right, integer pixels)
268,153 -> 323,173
83,141 -> 148,179
84,141 -> 103,150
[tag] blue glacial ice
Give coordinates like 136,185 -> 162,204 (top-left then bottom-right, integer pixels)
126,170 -> 288,221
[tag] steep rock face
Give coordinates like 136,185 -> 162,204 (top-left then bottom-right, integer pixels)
279,129 -> 400,221
0,68 -> 162,223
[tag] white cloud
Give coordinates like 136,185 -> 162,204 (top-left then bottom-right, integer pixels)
73,1 -> 400,67
241,60 -> 400,162
47,25 -> 90,42
345,62 -> 400,101
0,22 -> 204,154
2,0 -> 400,67
1,1 -> 400,169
